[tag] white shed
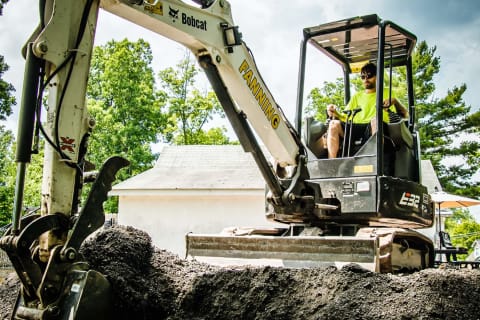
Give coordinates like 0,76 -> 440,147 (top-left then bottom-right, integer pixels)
110,145 -> 278,257
417,160 -> 443,244
110,145 -> 442,257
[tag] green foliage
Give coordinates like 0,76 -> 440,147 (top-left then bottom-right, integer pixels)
0,126 -> 43,226
87,39 -> 164,176
305,78 -> 345,121
445,209 -> 480,256
171,126 -> 233,145
86,39 -> 167,212
0,55 -> 16,120
0,48 -> 16,225
0,125 -> 15,225
22,145 -> 44,211
411,42 -> 439,100
413,45 -> 480,195
158,53 -> 232,145
397,42 -> 480,196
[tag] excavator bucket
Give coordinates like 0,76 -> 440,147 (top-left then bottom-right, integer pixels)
13,265 -> 113,320
186,232 -> 380,271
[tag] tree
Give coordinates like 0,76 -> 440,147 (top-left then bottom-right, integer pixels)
305,78 -> 345,122
0,12 -> 17,224
0,55 -> 15,120
445,209 -> 480,256
158,52 -> 232,145
86,39 -> 166,212
306,41 -> 480,197
0,126 -> 44,226
411,42 -> 480,197
0,125 -> 15,226
87,39 -> 165,173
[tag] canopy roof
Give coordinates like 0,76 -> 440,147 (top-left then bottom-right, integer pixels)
304,14 -> 417,73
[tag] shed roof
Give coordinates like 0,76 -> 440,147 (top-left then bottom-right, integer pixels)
111,145 -> 265,192
420,160 -> 442,193
111,145 -> 441,194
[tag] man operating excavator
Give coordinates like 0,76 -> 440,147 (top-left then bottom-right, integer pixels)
325,62 -> 409,158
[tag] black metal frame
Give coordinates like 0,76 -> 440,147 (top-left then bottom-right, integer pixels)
294,14 -> 433,228
296,14 -> 417,176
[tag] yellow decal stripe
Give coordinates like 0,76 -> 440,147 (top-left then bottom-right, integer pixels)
238,60 -> 279,129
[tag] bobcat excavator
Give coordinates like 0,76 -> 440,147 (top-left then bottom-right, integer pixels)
0,0 -> 434,318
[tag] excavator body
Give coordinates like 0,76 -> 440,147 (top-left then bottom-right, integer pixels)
187,14 -> 435,272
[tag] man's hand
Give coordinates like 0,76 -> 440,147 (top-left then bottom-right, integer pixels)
382,98 -> 409,118
382,98 -> 396,108
327,104 -> 337,118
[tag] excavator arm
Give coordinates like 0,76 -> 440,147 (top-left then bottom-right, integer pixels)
103,0 -> 301,163
101,0 -> 315,219
27,0 -> 308,222
0,1 -> 314,318
51,0 -> 312,214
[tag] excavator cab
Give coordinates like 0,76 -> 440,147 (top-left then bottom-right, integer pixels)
295,14 -> 433,231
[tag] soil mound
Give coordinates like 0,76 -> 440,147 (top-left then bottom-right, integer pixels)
1,225 -> 479,319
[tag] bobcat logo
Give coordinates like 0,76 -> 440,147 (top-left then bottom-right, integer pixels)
169,7 -> 179,20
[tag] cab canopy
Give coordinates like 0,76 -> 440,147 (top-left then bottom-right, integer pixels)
303,14 -> 416,74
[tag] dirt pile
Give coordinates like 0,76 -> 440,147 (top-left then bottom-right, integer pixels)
1,225 -> 480,319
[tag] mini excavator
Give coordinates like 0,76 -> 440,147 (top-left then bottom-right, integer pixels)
0,1 -> 434,318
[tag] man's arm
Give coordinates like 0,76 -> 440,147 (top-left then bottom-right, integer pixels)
327,104 -> 347,122
384,98 -> 409,118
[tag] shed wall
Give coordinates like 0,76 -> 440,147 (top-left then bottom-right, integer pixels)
117,192 -> 279,257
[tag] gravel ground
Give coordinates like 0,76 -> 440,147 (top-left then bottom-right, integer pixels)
1,225 -> 480,320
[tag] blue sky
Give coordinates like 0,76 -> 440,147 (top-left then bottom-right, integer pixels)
1,0 -> 479,215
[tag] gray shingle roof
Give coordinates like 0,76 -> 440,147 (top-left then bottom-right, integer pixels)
112,145 -> 441,194
112,145 -> 265,191
420,160 -> 442,193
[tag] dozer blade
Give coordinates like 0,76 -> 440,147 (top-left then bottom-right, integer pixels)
186,227 -> 434,273
186,233 -> 380,271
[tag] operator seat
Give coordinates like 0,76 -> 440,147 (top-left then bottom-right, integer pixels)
385,118 -> 415,179
304,117 -> 328,158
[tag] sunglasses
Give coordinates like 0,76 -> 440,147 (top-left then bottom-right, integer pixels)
360,73 -> 375,80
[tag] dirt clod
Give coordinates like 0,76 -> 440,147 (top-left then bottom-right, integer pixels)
1,225 -> 480,319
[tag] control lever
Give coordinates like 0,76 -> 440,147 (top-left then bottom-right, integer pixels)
341,108 -> 362,157
347,108 -> 362,157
